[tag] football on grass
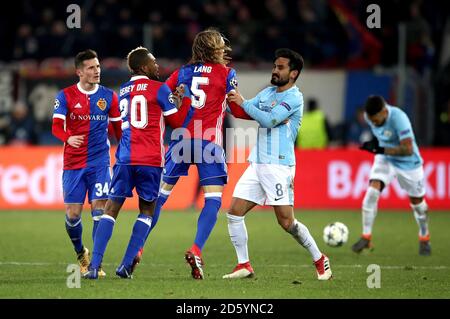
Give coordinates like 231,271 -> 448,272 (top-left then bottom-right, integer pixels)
323,222 -> 349,247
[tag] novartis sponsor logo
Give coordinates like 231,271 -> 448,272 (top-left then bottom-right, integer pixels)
69,113 -> 108,121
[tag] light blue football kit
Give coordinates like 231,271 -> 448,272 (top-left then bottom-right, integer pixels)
242,85 -> 303,166
233,85 -> 303,206
365,104 -> 423,170
366,104 -> 426,198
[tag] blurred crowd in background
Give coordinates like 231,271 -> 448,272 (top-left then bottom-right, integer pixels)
0,0 -> 449,147
3,0 -> 445,70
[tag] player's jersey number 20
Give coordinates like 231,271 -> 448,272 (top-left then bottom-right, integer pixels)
120,95 -> 148,129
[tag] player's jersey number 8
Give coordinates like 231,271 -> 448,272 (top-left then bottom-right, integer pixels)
119,95 -> 148,129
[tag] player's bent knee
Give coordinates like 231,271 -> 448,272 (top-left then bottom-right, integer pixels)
409,196 -> 424,206
91,199 -> 107,211
411,199 -> 428,215
228,208 -> 240,217
104,198 -> 124,218
229,197 -> 255,216
65,205 -> 82,219
278,217 -> 293,231
226,212 -> 244,223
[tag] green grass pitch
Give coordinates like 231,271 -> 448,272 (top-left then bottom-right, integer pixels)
0,209 -> 449,299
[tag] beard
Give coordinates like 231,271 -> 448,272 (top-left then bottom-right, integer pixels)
374,118 -> 387,127
147,70 -> 159,81
270,74 -> 289,86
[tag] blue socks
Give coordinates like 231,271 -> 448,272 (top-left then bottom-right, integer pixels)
65,209 -> 104,255
150,192 -> 169,233
91,215 -> 115,269
65,215 -> 83,254
142,192 -> 169,244
121,214 -> 152,268
91,209 -> 103,243
194,196 -> 222,250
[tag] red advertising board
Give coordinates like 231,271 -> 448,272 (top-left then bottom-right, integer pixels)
1,147 -> 449,210
295,148 -> 450,210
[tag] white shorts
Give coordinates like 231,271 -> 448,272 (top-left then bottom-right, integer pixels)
369,155 -> 426,197
232,162 -> 295,206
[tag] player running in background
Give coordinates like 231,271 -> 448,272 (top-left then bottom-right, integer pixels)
52,49 -> 122,276
224,48 -> 332,281
352,95 -> 431,256
152,28 -> 237,279
83,47 -> 189,279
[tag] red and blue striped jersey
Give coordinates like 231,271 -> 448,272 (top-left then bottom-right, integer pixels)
53,83 -> 121,170
115,75 -> 179,166
165,63 -> 237,147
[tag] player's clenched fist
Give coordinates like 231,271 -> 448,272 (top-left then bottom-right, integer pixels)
227,90 -> 244,106
359,138 -> 385,154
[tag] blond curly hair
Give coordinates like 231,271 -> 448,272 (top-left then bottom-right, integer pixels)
189,28 -> 232,65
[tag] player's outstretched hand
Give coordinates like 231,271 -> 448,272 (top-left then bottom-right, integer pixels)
67,135 -> 84,148
227,90 -> 244,106
359,138 -> 385,154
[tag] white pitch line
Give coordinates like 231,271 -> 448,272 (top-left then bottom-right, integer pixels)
0,262 -> 448,270
251,264 -> 450,270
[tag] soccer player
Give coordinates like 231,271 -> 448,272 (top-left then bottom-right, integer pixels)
224,48 -> 332,281
352,95 -> 431,256
52,49 -> 122,276
152,28 -> 238,279
83,47 -> 189,279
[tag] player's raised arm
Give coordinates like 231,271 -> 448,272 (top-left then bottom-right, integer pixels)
226,90 -> 253,120
225,68 -> 253,120
157,83 -> 190,128
165,69 -> 180,91
242,97 -> 300,128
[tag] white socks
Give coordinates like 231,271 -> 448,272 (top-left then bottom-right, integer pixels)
287,219 -> 322,262
227,213 -> 323,263
226,213 -> 249,264
362,187 -> 380,236
411,200 -> 429,237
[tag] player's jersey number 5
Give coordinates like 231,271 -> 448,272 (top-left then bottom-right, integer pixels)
191,76 -> 209,109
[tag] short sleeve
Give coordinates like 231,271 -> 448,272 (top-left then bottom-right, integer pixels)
157,83 -> 178,116
226,68 -> 238,93
395,111 -> 414,140
280,91 -> 303,114
53,90 -> 67,120
109,91 -> 121,121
